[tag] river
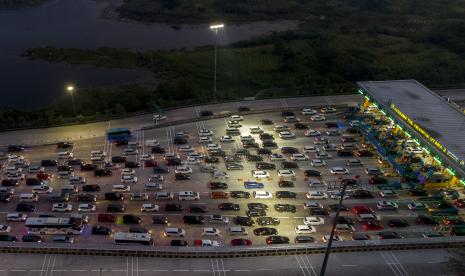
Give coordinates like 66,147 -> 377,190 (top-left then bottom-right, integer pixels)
0,0 -> 297,109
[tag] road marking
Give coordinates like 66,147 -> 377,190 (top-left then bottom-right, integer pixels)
388,251 -> 410,276
210,258 -> 216,276
39,254 -> 48,276
341,264 -> 359,267
173,270 -> 189,272
380,251 -> 401,276
10,270 -> 27,272
49,254 -> 57,276
71,270 -> 87,272
234,270 -> 251,272
295,255 -> 308,276
193,270 -> 210,272
152,269 -> 169,272
52,270 -> 68,272
256,268 -> 273,271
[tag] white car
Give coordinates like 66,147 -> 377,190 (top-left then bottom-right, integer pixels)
206,143 -> 221,150
32,185 -> 53,194
7,173 -> 25,180
174,131 -> 189,138
208,214 -> 230,224
78,203 -> 96,212
122,148 -> 138,155
0,225 -> 11,233
148,175 -> 164,182
284,116 -> 300,123
315,152 -> 332,159
58,151 -> 73,159
303,145 -> 319,153
199,136 -> 212,144
240,135 -> 254,142
308,178 -> 325,186
323,235 -> 342,242
405,147 -> 423,154
145,139 -> 160,147
380,190 -> 397,198
291,153 -> 309,161
175,166 -> 193,174
253,191 -> 272,199
112,184 -> 130,192
212,170 -> 229,179
279,131 -> 296,139
277,169 -> 295,178
295,225 -> 316,234
306,191 -> 328,199
303,216 -> 324,226
228,120 -> 241,128
330,167 -> 349,175
141,203 -> 160,212
140,154 -> 154,161
321,107 -> 336,113
7,213 -> 27,222
28,166 -> 44,174
408,201 -> 428,210
311,115 -> 326,121
311,159 -> 326,167
220,136 -> 234,143
301,108 -> 317,115
199,129 -> 214,136
269,153 -> 285,161
186,157 -> 200,165
188,152 -> 203,159
346,159 -> 363,166
121,175 -> 138,183
328,191 -> 350,199
121,168 -> 135,176
230,115 -> 244,121
377,201 -> 398,210
178,145 -> 194,152
252,170 -> 270,178
52,203 -> 73,212
249,126 -> 264,134
8,155 -> 24,162
202,227 -> 221,236
304,129 -> 321,137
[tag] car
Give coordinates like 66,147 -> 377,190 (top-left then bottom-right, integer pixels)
377,231 -> 403,239
408,201 -> 428,210
183,215 -> 206,224
355,150 -> 373,157
249,126 -> 264,134
175,166 -> 192,174
416,214 -> 438,225
201,227 -> 221,236
351,190 -> 374,199
253,227 -> 278,236
22,234 -> 42,242
377,201 -> 399,210
52,235 -> 74,243
311,159 -> 326,167
369,176 -> 389,185
91,225 -> 112,235
7,213 -> 27,221
226,163 -> 244,170
329,167 -> 350,175
281,161 -> 298,169
362,221 -> 384,231
175,173 -> 190,180
0,225 -> 11,234
304,170 -> 322,178
303,217 -> 324,226
78,203 -> 96,212
244,181 -> 264,189
141,204 -> 160,212
82,184 -> 101,192
322,234 -> 342,242
0,235 -> 17,242
279,131 -> 296,139
0,193 -> 11,202
291,153 -> 309,161
352,205 -> 373,214
388,219 -> 410,227
153,166 -> 170,173
251,170 -> 270,178
261,119 -> 273,125
231,238 -> 252,246
209,182 -> 228,190
122,214 -> 142,224
200,110 -> 213,116
253,191 -> 272,199
194,239 -> 220,247
94,169 -> 112,176
246,209 -> 267,217
220,136 -> 234,143
257,217 -> 280,226
230,191 -> 250,199
139,154 -> 154,161
199,136 -> 212,144
230,115 -> 244,121
316,152 -> 332,159
306,191 -> 328,199
165,203 -> 183,212
301,108 -> 317,115
151,146 -> 166,154
278,180 -> 294,188
219,203 -> 240,211
277,169 -> 296,178
328,204 -> 349,211
275,191 -> 297,199
365,167 -> 383,176
295,225 -> 316,234
266,236 -> 289,244
173,137 -> 188,145
105,192 -> 124,201
145,182 -> 163,191
274,203 -> 296,213
246,155 -> 263,162
352,233 -> 371,241
310,115 -> 325,121
208,214 -> 230,224
336,216 -> 355,225
269,153 -> 285,161
52,203 -> 72,212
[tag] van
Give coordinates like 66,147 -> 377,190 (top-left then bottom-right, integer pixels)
57,170 -> 73,179
155,192 -> 174,200
164,227 -> 186,237
357,213 -> 379,223
98,213 -> 116,222
179,191 -> 200,201
227,227 -> 248,236
20,193 -> 39,203
61,185 -> 78,194
188,203 -> 208,213
226,128 -> 240,136
335,224 -> 355,233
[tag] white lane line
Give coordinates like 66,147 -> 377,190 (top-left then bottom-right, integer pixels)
295,255 -> 308,276
256,268 -> 273,271
71,270 -> 87,272
126,257 -> 129,276
152,269 -> 169,272
234,270 -> 251,272
303,255 -> 317,276
341,265 -> 359,267
39,254 -> 48,276
299,255 -> 313,276
51,270 -> 68,272
211,258 -> 216,276
220,258 -> 227,276
173,270 -> 189,272
388,251 -> 410,276
137,256 -> 139,276
44,253 -> 52,276
380,252 -> 400,276
193,270 -> 210,272
91,269 -> 109,272
49,255 -> 57,276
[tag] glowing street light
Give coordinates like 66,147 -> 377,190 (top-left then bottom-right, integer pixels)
209,23 -> 224,102
66,85 -> 77,117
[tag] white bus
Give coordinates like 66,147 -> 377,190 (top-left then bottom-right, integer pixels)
114,232 -> 153,246
25,217 -> 83,235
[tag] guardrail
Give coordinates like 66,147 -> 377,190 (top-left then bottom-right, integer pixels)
0,237 -> 464,258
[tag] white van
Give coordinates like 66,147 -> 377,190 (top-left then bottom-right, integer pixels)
20,193 -> 39,203
227,227 -> 248,236
178,191 -> 200,201
112,184 -> 130,192
253,191 -> 272,199
164,227 -> 186,237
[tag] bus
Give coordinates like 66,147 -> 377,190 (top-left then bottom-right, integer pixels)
25,217 -> 83,235
114,232 -> 153,246
107,128 -> 132,142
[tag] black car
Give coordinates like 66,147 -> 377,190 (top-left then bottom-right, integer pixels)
259,133 -> 274,140
253,227 -> 278,236
295,236 -> 315,243
281,111 -> 295,117
165,203 -> 183,212
57,165 -> 73,172
204,156 -> 220,163
226,163 -> 244,170
337,150 -> 354,157
129,226 -> 149,233
230,191 -> 250,198
151,146 -> 166,154
200,110 -> 213,116
329,204 -> 349,212
111,156 -> 127,163
22,234 -> 42,242
325,122 -> 338,128
388,219 -> 410,227
77,193 -> 97,202
294,123 -> 308,129
175,173 -> 190,180
408,189 -> 428,196
104,192 -> 124,201
257,217 -> 280,226
281,147 -> 299,154
276,191 -> 297,199
261,119 -> 273,125
208,149 -> 226,157
246,155 -> 263,162
256,148 -> 272,155
25,178 -> 40,187
166,158 -> 182,166
82,184 -> 101,192
352,233 -> 371,241
106,203 -> 125,212
351,190 -> 374,199
171,240 -> 188,246
67,159 -> 84,166
378,231 -> 403,239
234,216 -> 255,227
235,149 -> 250,156
243,141 -> 259,149
262,141 -> 278,148
125,161 -> 140,168
0,193 -> 11,202
416,215 -> 438,225
0,235 -> 17,242
209,182 -> 227,189
91,225 -> 111,235
246,209 -> 267,217
281,161 -> 298,169
114,140 -> 128,146
224,155 -> 242,163
335,216 -> 355,225
266,235 -> 289,244
57,142 -> 73,149
81,163 -> 97,171
94,169 -> 112,176
2,180 -> 18,187
41,159 -> 58,167
247,203 -> 268,210
152,215 -> 169,225
122,214 -> 141,224
310,208 -> 329,216
153,166 -> 170,173
304,170 -> 321,177
183,215 -> 205,224
16,203 -> 35,212
173,137 -> 188,144
238,106 -> 250,112
219,203 -> 240,211
8,145 -> 24,152
278,180 -> 294,188
274,204 -> 296,213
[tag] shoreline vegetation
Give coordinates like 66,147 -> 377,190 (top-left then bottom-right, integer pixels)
4,0 -> 465,130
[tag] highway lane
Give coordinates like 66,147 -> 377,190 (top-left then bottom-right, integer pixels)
0,248 -> 454,275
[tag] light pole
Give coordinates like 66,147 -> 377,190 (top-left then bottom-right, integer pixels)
66,85 -> 77,117
210,23 -> 224,102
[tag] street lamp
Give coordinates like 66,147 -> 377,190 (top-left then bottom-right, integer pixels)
66,85 -> 77,117
210,23 -> 224,102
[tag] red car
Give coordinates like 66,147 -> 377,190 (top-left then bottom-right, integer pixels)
144,160 -> 159,167
36,172 -> 52,181
352,205 -> 373,215
456,199 -> 465,208
362,221 -> 384,231
230,239 -> 252,246
442,217 -> 464,225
